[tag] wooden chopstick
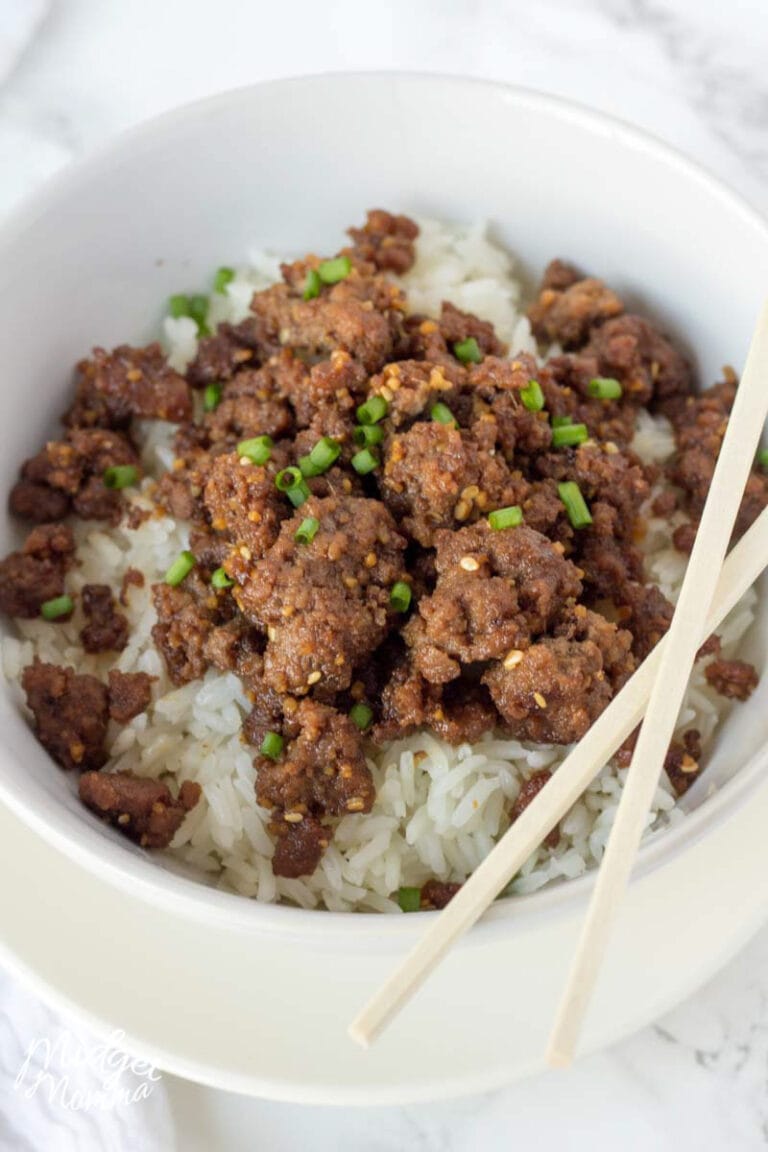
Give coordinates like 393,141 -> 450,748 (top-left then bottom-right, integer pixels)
546,302 -> 768,1066
350,489 -> 768,1048
350,305 -> 768,1050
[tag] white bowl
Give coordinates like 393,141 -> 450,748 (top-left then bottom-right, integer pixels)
1,74 -> 767,953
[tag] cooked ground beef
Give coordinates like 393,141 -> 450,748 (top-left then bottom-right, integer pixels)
511,770 -> 560,848
4,211 -> 757,881
22,660 -> 109,771
66,343 -> 191,429
0,523 -> 75,618
80,584 -> 129,653
79,770 -> 201,848
11,428 -> 140,525
663,730 -> 703,796
704,658 -> 759,701
420,879 -> 461,909
108,669 -> 155,723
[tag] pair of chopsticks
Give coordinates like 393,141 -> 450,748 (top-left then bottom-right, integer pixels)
350,301 -> 768,1058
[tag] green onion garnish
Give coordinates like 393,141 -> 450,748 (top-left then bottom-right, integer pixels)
588,376 -> 623,400
275,467 -> 310,507
552,422 -> 588,448
453,337 -> 483,365
390,581 -> 412,613
317,256 -> 352,285
299,437 -> 341,477
295,516 -> 320,545
558,481 -> 593,529
164,550 -> 196,586
357,395 -> 389,425
551,415 -> 573,428
303,268 -> 321,301
211,567 -> 234,589
213,266 -> 235,294
397,886 -> 421,913
260,731 -> 284,760
188,294 -> 210,336
431,402 -> 457,426
351,448 -> 379,475
237,435 -> 273,465
40,595 -> 73,621
520,379 -> 545,412
203,381 -> 223,412
350,702 -> 373,731
169,294 -> 190,319
758,448 -> 768,469
488,506 -> 523,531
103,464 -> 138,490
353,424 -> 384,448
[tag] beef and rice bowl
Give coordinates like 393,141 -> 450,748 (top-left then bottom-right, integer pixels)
0,210 -> 762,912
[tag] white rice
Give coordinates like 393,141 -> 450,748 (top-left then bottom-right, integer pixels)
1,220 -> 755,911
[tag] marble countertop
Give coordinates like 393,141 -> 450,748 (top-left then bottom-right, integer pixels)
1,1 -> 767,1148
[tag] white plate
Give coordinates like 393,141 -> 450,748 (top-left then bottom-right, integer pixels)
1,784 -> 766,1105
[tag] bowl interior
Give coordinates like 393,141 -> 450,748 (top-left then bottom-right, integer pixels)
1,74 -> 767,937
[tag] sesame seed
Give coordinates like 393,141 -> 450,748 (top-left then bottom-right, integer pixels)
239,546 -> 252,560
364,552 -> 377,568
284,812 -> 304,823
454,500 -> 471,521
459,555 -> 480,572
346,797 -> 366,812
680,754 -> 699,773
504,649 -> 524,669
533,692 -> 547,708
117,813 -> 131,825
267,626 -> 277,641
126,368 -> 143,382
307,670 -> 322,685
380,385 -> 393,401
151,802 -> 166,815
604,441 -> 619,455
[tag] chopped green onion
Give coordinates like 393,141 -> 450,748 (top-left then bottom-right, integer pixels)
275,466 -> 310,507
488,505 -> 523,531
260,731 -> 284,760
102,464 -> 138,490
188,294 -> 210,335
758,448 -> 768,469
551,414 -> 573,428
390,581 -> 412,613
303,268 -> 321,301
552,422 -> 588,448
214,266 -> 235,294
350,702 -> 373,731
203,381 -> 223,411
353,424 -> 384,448
431,402 -> 457,426
237,435 -> 273,465
520,379 -> 545,412
588,376 -> 623,400
211,567 -> 234,589
40,595 -> 73,621
299,437 -> 341,477
351,448 -> 379,475
357,395 -> 389,425
397,886 -> 421,913
169,293 -> 190,319
317,256 -> 352,284
164,550 -> 196,586
558,481 -> 593,529
453,337 -> 483,365
295,516 -> 320,545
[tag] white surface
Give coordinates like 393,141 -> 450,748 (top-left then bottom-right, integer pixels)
1,1 -> 768,1148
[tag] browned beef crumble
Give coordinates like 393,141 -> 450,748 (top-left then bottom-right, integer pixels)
420,879 -> 461,909
704,658 -> 759,701
80,584 -> 129,653
22,660 -> 109,772
2,212 -> 761,880
0,523 -> 75,618
510,770 -> 560,848
107,669 -> 155,723
78,771 -> 201,848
